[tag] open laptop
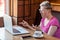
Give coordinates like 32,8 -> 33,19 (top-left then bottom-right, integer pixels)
3,14 -> 29,35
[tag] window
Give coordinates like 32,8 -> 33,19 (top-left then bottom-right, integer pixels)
0,0 -> 5,17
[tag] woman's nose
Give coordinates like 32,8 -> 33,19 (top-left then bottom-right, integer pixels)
39,9 -> 42,13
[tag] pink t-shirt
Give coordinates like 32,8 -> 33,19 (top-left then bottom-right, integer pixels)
40,17 -> 60,38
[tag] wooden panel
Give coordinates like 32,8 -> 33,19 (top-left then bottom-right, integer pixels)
49,0 -> 60,4
11,0 -> 43,25
0,17 -> 4,27
31,0 -> 35,4
18,6 -> 23,17
51,3 -> 60,11
17,18 -> 23,22
31,5 -> 35,11
25,0 -> 30,5
9,0 -> 12,16
52,5 -> 60,11
17,0 -> 42,25
18,1 -> 23,5
31,5 -> 38,19
13,0 -> 17,17
34,0 -> 40,3
12,17 -> 17,25
25,5 -> 30,16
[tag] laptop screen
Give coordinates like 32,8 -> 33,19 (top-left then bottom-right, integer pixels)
4,14 -> 13,33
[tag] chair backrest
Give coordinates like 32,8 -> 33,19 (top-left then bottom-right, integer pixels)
52,11 -> 60,23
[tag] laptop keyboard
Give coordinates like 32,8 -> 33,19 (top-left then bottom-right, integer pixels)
13,28 -> 20,33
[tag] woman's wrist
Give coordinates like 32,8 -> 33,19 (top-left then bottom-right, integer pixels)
28,25 -> 36,30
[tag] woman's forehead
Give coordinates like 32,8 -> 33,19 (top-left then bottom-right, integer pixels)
40,6 -> 46,10
40,6 -> 47,8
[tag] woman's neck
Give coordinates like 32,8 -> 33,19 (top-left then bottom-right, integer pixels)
47,13 -> 53,20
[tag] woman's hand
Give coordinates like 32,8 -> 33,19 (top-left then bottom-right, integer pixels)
32,24 -> 37,29
19,20 -> 41,31
19,20 -> 30,28
19,20 -> 36,30
32,24 -> 41,31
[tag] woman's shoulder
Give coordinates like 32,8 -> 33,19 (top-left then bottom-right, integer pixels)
51,17 -> 59,22
50,17 -> 60,26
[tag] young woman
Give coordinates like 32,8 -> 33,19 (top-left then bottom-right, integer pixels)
20,1 -> 60,38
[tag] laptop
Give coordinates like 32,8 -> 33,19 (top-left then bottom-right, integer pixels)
3,14 -> 29,35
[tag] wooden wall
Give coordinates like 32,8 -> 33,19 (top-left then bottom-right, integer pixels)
0,17 -> 4,27
51,3 -> 60,11
10,0 -> 44,25
48,0 -> 60,11
17,0 -> 41,25
49,0 -> 60,3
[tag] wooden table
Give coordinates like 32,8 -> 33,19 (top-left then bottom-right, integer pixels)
0,28 -> 60,40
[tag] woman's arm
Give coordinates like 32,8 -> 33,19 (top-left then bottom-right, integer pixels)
19,20 -> 42,31
47,26 -> 57,36
19,20 -> 37,30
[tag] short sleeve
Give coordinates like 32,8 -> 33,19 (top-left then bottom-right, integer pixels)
51,18 -> 59,28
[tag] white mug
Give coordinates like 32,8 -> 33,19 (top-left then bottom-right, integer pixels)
33,31 -> 43,37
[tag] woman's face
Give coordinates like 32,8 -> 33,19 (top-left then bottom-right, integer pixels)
39,6 -> 48,18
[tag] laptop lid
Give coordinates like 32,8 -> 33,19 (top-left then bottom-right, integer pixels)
4,14 -> 13,33
3,14 -> 29,35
